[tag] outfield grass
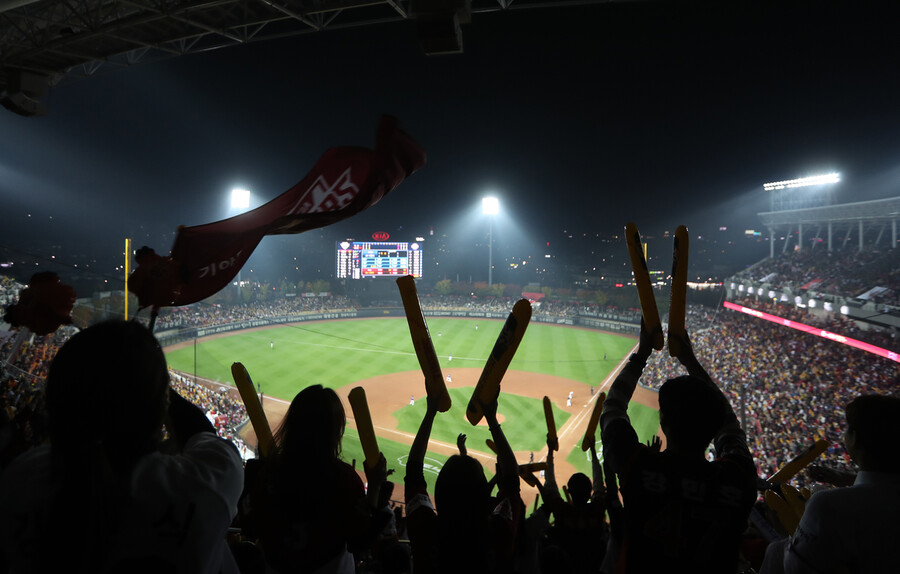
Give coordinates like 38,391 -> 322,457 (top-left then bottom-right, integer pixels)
393,387 -> 571,453
165,318 -> 636,399
165,317 -> 643,501
341,426 -> 454,497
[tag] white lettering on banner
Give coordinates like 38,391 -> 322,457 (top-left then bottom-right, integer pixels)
287,168 -> 358,215
820,330 -> 847,343
890,352 -> 898,361
743,307 -> 764,318
197,250 -> 244,279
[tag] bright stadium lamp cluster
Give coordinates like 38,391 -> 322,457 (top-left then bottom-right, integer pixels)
763,173 -> 840,191
231,188 -> 251,209
482,196 -> 500,215
482,196 -> 500,286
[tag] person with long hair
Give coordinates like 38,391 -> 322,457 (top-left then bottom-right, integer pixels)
0,320 -> 244,573
243,384 -> 391,574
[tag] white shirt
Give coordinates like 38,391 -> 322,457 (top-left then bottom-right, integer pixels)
0,433 -> 244,573
779,471 -> 900,574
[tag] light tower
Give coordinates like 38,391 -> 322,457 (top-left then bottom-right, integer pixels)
482,196 -> 499,287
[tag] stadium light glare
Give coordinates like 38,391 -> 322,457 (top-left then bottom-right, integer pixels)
482,196 -> 500,286
231,188 -> 251,209
763,173 -> 840,191
482,196 -> 499,215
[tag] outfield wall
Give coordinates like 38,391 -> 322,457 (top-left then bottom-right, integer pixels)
155,307 -> 639,347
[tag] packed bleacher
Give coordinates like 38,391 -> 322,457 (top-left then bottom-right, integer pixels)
733,247 -> 900,307
642,303 -> 898,485
0,267 -> 899,573
154,294 -> 358,331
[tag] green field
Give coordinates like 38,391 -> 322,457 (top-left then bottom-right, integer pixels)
394,387 -> 570,452
165,318 -> 637,398
165,317 -> 650,497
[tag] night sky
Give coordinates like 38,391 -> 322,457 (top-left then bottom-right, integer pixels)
2,2 -> 900,288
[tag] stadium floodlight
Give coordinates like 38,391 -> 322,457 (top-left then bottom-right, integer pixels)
482,196 -> 500,286
763,173 -> 840,191
231,188 -> 251,209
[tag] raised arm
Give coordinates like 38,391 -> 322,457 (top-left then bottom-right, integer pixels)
671,332 -> 738,427
482,395 -> 519,489
589,442 -> 605,503
542,438 -> 563,505
406,392 -> 439,487
671,331 -> 751,464
601,320 -> 658,432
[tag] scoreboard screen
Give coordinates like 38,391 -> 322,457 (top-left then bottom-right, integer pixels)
336,241 -> 423,279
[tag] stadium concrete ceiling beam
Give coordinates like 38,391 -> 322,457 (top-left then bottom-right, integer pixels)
0,0 -> 616,115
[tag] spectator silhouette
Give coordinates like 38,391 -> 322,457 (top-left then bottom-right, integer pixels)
405,393 -> 521,574
0,320 -> 244,573
600,323 -> 757,573
241,384 -> 390,573
761,394 -> 900,574
538,440 -> 609,573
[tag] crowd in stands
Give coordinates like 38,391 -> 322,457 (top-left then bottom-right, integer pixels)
169,372 -> 254,461
154,294 -> 357,331
729,296 -> 897,350
643,304 -> 898,484
418,294 -> 640,323
733,246 -> 900,307
1,266 -> 899,572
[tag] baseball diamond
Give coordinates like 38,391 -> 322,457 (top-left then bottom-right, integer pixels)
164,317 -> 663,499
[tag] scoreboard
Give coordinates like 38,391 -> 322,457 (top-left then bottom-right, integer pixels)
336,241 -> 423,279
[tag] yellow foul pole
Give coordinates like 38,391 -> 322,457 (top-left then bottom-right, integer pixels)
124,238 -> 131,320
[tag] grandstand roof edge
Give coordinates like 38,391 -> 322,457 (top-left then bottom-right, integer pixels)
757,196 -> 900,226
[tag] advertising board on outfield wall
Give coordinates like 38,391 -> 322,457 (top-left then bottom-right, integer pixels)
157,308 -> 638,348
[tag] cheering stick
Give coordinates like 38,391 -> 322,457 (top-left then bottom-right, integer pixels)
519,462 -> 547,474
668,225 -> 690,357
765,484 -> 806,536
485,439 -> 497,454
396,275 -> 450,412
625,222 -> 664,350
543,396 -> 558,451
466,299 -> 533,425
768,439 -> 829,485
581,392 -> 606,451
519,468 -> 539,487
348,386 -> 380,470
231,362 -> 275,458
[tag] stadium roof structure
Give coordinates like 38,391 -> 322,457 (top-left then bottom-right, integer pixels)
0,0 -> 608,116
758,196 -> 900,256
759,196 -> 900,227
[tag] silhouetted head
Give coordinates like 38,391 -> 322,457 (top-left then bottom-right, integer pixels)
567,472 -> 592,505
844,394 -> 900,473
434,454 -> 489,522
46,321 -> 169,470
275,384 -> 345,461
657,375 -> 723,455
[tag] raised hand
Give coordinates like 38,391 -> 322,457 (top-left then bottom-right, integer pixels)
364,452 -> 391,485
457,433 -> 468,456
636,318 -> 662,362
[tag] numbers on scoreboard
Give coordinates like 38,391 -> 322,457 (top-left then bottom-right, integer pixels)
336,241 -> 422,279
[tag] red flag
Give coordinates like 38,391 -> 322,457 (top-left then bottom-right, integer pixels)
129,116 -> 425,309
